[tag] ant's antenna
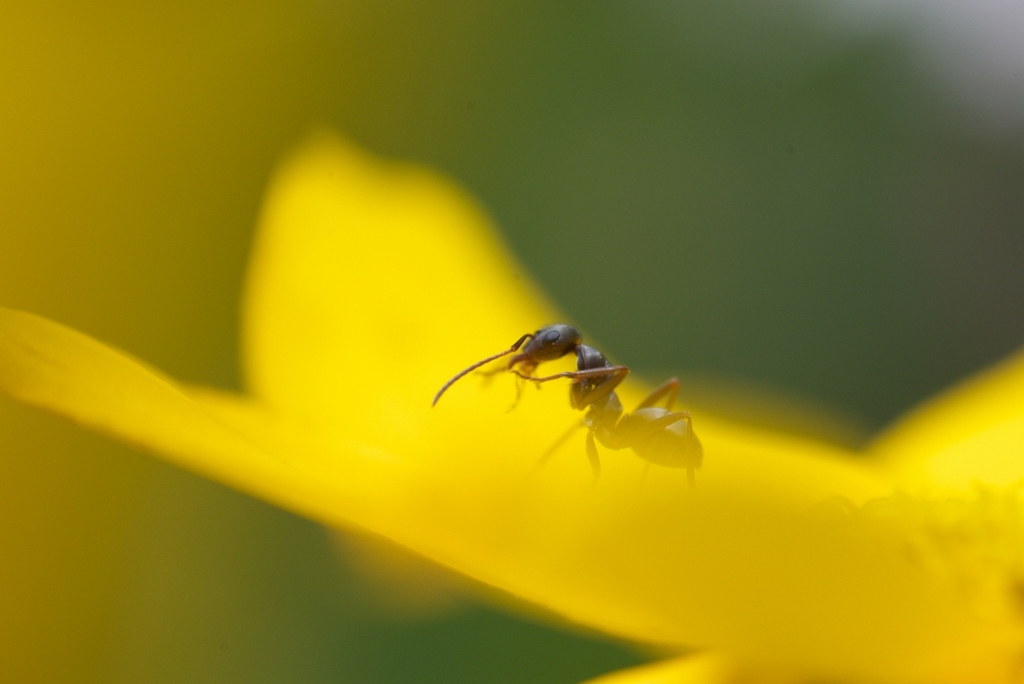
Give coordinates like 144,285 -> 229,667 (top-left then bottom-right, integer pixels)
432,333 -> 533,406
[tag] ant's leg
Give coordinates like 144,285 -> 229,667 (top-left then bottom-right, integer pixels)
636,377 -> 680,411
532,420 -> 586,474
586,431 -> 602,478
576,366 -> 630,408
507,374 -> 527,412
513,366 -> 630,408
630,411 -> 693,442
514,366 -> 628,385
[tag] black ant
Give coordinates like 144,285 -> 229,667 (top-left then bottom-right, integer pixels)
432,324 -> 703,486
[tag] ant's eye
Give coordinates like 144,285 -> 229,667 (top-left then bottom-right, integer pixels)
542,330 -> 561,345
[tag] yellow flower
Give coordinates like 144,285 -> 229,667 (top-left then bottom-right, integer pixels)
2,132 -> 1024,684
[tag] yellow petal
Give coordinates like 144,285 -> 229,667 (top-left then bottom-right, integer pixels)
582,654 -> 730,684
242,131 -> 557,439
0,307 -> 344,525
0,301 -> 1008,682
582,653 -> 801,684
869,349 -> 1024,495
234,133 -> 1003,682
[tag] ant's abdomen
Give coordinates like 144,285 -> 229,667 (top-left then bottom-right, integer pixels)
621,408 -> 703,469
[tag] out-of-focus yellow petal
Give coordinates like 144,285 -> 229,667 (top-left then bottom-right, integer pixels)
869,350 -> 1024,495
242,131 -> 556,435
0,307 -> 345,525
582,653 -> 801,684
329,528 -> 471,620
583,654 -> 729,684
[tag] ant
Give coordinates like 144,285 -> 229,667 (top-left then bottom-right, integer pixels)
432,324 -> 703,486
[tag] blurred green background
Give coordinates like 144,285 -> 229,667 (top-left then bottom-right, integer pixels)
2,1 -> 1023,682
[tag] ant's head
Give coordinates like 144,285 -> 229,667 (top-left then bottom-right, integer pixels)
517,324 -> 582,365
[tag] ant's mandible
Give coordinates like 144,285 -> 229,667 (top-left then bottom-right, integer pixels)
432,324 -> 703,486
